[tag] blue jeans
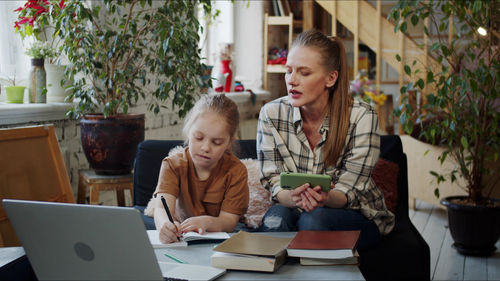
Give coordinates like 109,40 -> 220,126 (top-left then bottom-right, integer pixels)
259,205 -> 380,251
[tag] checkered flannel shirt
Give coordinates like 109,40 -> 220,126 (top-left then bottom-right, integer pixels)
257,96 -> 395,235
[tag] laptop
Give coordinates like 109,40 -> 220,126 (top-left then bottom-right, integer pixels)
2,199 -> 226,281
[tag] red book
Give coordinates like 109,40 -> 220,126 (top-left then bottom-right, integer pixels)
286,230 -> 360,259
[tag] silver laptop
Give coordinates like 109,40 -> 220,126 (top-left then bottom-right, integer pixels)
2,199 -> 225,281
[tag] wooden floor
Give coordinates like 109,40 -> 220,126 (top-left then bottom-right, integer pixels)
409,200 -> 500,281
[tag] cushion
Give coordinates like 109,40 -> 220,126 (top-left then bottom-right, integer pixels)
239,159 -> 272,229
371,157 -> 399,213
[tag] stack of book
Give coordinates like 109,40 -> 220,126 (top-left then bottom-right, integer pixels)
210,231 -> 293,272
286,230 -> 360,266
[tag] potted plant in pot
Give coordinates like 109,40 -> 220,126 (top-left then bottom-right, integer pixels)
390,0 -> 499,256
0,70 -> 26,104
14,0 -> 72,103
53,0 -> 213,175
24,40 -> 57,103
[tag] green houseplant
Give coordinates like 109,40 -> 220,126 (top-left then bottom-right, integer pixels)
53,0 -> 213,175
390,0 -> 499,256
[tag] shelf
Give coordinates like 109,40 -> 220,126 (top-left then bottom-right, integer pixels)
266,65 -> 287,73
267,15 -> 293,25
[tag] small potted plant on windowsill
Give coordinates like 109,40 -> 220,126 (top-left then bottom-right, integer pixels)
390,0 -> 499,256
0,70 -> 26,104
24,40 -> 56,104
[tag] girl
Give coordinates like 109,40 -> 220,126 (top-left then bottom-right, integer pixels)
257,29 -> 394,250
153,94 -> 249,244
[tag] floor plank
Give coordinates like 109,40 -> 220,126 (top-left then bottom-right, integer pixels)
487,241 -> 500,280
419,205 -> 448,279
433,229 -> 465,280
464,255 -> 487,280
410,200 -> 433,234
410,199 -> 500,281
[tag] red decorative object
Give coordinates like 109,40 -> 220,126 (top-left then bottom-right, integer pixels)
221,59 -> 232,92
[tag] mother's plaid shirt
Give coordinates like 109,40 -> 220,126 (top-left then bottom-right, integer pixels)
257,96 -> 395,235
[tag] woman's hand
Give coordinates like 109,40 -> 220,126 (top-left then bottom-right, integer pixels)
159,221 -> 182,244
296,185 -> 329,212
180,216 -> 211,234
290,183 -> 309,207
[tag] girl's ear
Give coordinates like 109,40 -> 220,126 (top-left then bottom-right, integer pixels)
326,70 -> 338,88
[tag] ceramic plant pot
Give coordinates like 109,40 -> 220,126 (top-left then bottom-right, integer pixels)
441,196 -> 500,256
5,86 -> 26,104
80,113 -> 145,175
45,64 -> 72,103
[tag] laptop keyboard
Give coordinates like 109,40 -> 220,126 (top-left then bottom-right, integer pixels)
164,278 -> 188,281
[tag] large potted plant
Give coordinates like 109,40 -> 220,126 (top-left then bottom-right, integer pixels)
390,0 -> 499,256
54,0 -> 213,175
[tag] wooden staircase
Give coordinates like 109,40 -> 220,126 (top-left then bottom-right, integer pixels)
316,0 -> 441,93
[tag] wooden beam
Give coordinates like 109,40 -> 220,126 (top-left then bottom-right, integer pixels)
331,1 -> 337,36
263,13 -> 269,90
422,12 -> 429,111
353,0 -> 359,79
398,28 -> 405,134
288,13 -> 293,49
303,0 -> 314,31
376,0 -> 381,92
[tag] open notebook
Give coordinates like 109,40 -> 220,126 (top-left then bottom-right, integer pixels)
147,230 -> 230,248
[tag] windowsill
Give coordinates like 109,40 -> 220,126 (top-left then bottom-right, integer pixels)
0,102 -> 75,125
0,89 -> 271,126
211,89 -> 271,103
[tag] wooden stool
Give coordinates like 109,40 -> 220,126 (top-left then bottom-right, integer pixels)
77,170 -> 133,206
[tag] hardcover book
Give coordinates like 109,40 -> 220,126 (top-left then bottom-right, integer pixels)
286,230 -> 360,259
211,231 -> 293,272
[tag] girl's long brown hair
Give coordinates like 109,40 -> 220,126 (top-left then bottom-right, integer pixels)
292,29 -> 353,167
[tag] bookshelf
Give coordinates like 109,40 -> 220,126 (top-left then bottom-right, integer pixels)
263,13 -> 293,90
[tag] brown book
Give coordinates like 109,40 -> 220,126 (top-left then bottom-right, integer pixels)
287,230 -> 360,259
211,231 -> 293,272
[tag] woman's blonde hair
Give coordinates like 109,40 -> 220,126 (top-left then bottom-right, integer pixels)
182,93 -> 240,147
291,29 -> 353,167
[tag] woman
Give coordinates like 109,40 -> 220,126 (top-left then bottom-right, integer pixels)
257,29 -> 394,250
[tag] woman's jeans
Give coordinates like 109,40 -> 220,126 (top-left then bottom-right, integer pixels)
259,205 -> 380,251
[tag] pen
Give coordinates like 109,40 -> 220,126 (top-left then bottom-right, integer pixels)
160,196 -> 175,223
164,252 -> 187,264
161,196 -> 180,241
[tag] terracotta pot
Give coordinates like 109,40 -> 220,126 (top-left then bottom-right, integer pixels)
441,196 -> 500,256
80,113 -> 145,175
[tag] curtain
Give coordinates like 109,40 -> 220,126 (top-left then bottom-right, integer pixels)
0,1 -> 30,101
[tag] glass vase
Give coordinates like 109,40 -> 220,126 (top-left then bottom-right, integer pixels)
28,58 -> 47,103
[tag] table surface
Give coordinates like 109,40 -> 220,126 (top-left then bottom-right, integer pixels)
154,232 -> 364,281
0,233 -> 364,281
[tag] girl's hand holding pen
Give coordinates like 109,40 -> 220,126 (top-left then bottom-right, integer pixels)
159,220 -> 182,244
159,195 -> 182,243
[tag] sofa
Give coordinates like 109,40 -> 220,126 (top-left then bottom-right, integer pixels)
132,135 -> 430,280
